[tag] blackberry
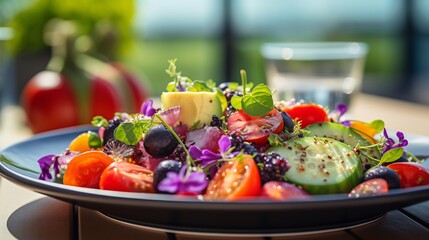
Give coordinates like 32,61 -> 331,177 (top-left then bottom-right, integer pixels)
242,143 -> 258,155
254,152 -> 290,184
210,115 -> 223,129
103,139 -> 143,164
103,117 -> 123,144
229,132 -> 245,152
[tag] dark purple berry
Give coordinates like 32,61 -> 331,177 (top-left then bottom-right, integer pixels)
103,117 -> 122,144
210,115 -> 223,129
364,166 -> 401,189
153,160 -> 182,193
144,125 -> 178,158
254,152 -> 290,184
281,111 -> 295,133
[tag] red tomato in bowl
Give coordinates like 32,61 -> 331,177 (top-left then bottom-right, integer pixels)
63,151 -> 114,188
283,104 -> 328,128
348,178 -> 389,198
387,162 -> 429,188
205,155 -> 261,200
261,181 -> 310,200
227,109 -> 284,145
100,161 -> 154,193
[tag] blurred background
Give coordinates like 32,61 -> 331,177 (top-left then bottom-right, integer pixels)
1,0 -> 429,106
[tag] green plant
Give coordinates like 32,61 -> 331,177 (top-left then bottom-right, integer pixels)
9,0 -> 135,56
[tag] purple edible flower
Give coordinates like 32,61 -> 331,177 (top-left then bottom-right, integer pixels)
382,128 -> 408,154
140,100 -> 156,117
157,165 -> 208,194
189,135 -> 238,167
331,103 -> 350,126
37,154 -> 56,180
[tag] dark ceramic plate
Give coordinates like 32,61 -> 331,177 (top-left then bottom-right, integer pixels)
1,126 -> 429,235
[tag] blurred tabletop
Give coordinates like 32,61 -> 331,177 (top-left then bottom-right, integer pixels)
1,93 -> 429,240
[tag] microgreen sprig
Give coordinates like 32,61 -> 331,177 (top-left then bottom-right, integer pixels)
231,70 -> 274,116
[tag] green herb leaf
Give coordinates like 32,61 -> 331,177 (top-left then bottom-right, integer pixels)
91,116 -> 109,127
380,148 -> 404,164
268,133 -> 283,146
114,120 -> 151,145
241,84 -> 274,116
230,95 -> 243,110
369,120 -> 384,133
88,131 -> 103,148
187,80 -> 212,92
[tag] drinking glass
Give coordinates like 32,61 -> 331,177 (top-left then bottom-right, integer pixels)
261,42 -> 368,110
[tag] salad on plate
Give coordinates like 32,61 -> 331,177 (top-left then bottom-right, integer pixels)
36,59 -> 429,201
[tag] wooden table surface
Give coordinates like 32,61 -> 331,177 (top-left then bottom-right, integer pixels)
1,93 -> 429,240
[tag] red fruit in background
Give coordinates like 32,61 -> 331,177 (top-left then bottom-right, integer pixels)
22,71 -> 80,133
21,20 -> 148,133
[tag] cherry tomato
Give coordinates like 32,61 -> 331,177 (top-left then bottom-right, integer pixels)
283,104 -> 328,128
348,178 -> 389,198
261,181 -> 310,200
205,155 -> 261,200
63,151 -> 114,188
100,161 -> 154,192
387,162 -> 429,188
227,109 -> 284,145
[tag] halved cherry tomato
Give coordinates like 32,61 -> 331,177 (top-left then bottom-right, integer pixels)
261,181 -> 310,200
63,151 -> 114,188
205,155 -> 261,200
99,161 -> 154,193
348,178 -> 389,198
227,109 -> 284,145
387,162 -> 429,188
283,104 -> 328,128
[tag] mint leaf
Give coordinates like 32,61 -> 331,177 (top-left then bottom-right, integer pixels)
187,81 -> 212,92
230,95 -> 243,110
88,131 -> 103,148
369,120 -> 384,133
380,148 -> 404,164
114,120 -> 152,145
91,116 -> 109,127
241,84 -> 274,116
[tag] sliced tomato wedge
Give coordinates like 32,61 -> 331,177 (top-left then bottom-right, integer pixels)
261,181 -> 310,200
387,162 -> 429,188
63,151 -> 114,188
99,161 -> 154,192
283,104 -> 328,128
227,109 -> 284,145
348,178 -> 389,198
205,155 -> 261,200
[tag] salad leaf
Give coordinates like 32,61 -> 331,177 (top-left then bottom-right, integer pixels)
229,70 -> 274,117
380,148 -> 404,165
114,120 -> 152,145
88,131 -> 103,148
231,83 -> 274,116
369,120 -> 384,133
91,116 -> 109,127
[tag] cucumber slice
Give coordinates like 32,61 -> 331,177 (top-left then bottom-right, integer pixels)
269,137 -> 363,194
306,122 -> 381,167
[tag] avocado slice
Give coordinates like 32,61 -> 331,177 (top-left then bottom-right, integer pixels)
161,92 -> 222,128
269,137 -> 363,195
305,122 -> 381,168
